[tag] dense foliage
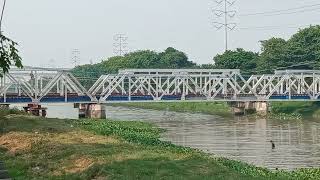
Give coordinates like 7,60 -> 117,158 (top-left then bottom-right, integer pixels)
73,25 -> 320,80
0,34 -> 22,73
0,0 -> 23,73
72,47 -> 195,75
215,25 -> 320,74
213,48 -> 259,75
72,47 -> 196,85
111,102 -> 232,117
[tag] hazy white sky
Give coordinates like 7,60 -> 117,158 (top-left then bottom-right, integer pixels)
3,0 -> 320,67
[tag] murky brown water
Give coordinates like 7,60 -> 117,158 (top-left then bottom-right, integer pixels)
11,104 -> 320,170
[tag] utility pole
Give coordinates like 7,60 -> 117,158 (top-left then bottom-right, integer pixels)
212,0 -> 237,51
71,49 -> 80,67
113,34 -> 128,56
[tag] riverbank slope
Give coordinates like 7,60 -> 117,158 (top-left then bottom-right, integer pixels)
110,102 -> 232,117
271,102 -> 320,118
111,101 -> 320,119
0,110 -> 319,179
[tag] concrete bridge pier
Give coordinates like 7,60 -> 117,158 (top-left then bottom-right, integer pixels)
23,104 -> 47,117
76,103 -> 106,119
0,104 -> 9,110
254,101 -> 269,115
230,101 -> 269,116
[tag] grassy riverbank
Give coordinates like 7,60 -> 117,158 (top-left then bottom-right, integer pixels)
270,102 -> 320,119
0,110 -> 319,179
112,101 -> 320,120
110,102 -> 232,117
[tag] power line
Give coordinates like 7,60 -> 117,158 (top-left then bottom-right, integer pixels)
259,7 -> 320,17
211,0 -> 237,51
240,3 -> 320,17
238,24 -> 312,31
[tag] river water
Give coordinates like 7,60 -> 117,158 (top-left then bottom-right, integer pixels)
11,104 -> 320,170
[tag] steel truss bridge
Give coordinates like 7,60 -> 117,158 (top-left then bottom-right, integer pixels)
1,67 -> 320,104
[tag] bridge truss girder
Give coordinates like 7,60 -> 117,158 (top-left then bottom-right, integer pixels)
92,69 -> 257,103
2,68 -> 320,104
91,69 -> 320,103
0,68 -> 95,103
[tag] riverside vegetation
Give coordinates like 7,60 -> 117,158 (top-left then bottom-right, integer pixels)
0,109 -> 320,179
73,25 -> 320,85
111,102 -> 232,117
112,101 -> 320,120
270,102 -> 320,119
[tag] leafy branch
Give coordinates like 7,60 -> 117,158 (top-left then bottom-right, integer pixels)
0,0 -> 22,74
0,34 -> 22,73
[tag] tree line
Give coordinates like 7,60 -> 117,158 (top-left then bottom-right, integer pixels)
214,25 -> 320,75
72,25 -> 320,80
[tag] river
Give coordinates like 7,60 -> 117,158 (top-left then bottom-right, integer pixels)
11,103 -> 320,170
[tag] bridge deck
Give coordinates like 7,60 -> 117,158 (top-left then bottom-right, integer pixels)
0,94 -> 315,104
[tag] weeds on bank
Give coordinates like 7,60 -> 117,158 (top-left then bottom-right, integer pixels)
74,119 -> 193,153
270,102 -> 320,119
110,102 -> 232,117
268,113 -> 302,120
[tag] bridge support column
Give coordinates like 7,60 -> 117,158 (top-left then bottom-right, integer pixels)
254,101 -> 269,116
0,104 -> 9,110
230,101 -> 268,116
23,104 -> 47,117
77,103 -> 106,119
230,102 -> 246,115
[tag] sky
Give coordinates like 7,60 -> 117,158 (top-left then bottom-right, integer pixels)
3,0 -> 320,68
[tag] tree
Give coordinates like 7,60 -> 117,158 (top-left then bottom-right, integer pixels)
100,50 -> 160,74
286,25 -> 320,69
257,38 -> 288,74
71,63 -> 107,87
73,47 -> 197,79
158,47 -> 195,68
0,0 -> 22,74
72,47 -> 197,87
102,56 -> 129,74
258,26 -> 320,73
122,50 -> 159,69
213,48 -> 259,74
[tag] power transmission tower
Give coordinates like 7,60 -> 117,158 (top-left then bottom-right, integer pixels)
113,34 -> 128,56
212,0 -> 237,51
71,49 -> 80,67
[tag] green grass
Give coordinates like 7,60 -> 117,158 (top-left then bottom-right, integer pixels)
270,102 -> 320,119
0,112 -> 319,179
110,102 -> 232,117
112,101 -> 320,119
